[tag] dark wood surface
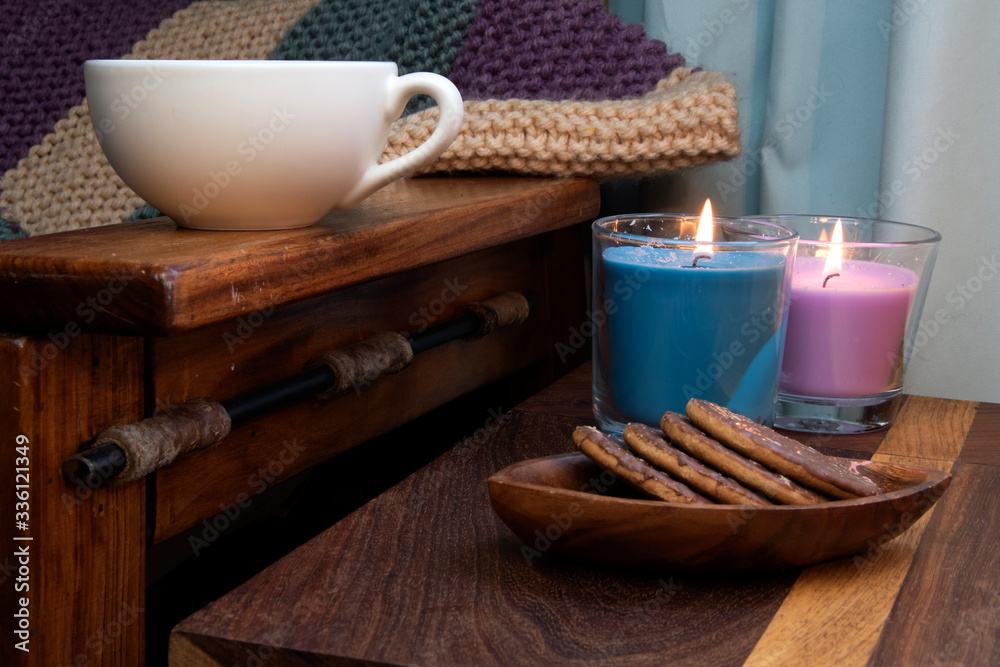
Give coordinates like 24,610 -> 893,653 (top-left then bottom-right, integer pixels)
151,227 -> 588,543
0,176 -> 601,666
170,363 -> 1000,666
0,334 -> 146,666
0,176 -> 599,335
487,453 -> 950,572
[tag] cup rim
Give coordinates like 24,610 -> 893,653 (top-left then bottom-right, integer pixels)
84,59 -> 400,70
749,214 -> 942,248
593,212 -> 799,249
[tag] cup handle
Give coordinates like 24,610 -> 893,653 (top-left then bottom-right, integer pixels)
342,72 -> 464,208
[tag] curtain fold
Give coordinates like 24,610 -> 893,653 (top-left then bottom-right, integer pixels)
614,0 -> 1000,403
876,0 -> 1000,403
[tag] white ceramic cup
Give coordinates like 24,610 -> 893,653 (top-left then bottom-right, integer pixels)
84,60 -> 464,230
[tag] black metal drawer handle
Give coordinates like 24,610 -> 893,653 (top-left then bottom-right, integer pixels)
63,291 -> 537,489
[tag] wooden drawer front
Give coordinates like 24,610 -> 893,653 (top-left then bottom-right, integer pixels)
1,334 -> 146,666
151,230 -> 586,543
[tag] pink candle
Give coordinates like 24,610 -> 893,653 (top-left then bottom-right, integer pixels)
779,256 -> 917,398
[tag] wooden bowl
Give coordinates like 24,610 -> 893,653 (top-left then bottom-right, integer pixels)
488,453 -> 951,572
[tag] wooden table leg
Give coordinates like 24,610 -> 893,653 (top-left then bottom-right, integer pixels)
1,333 -> 146,665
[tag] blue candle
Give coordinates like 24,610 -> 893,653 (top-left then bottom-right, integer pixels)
596,244 -> 788,427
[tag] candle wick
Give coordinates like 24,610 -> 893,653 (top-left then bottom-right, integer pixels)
692,254 -> 712,268
823,273 -> 841,288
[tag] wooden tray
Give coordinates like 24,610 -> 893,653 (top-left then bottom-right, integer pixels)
488,453 -> 951,572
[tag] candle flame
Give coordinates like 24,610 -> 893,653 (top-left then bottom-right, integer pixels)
823,219 -> 844,277
696,199 -> 714,243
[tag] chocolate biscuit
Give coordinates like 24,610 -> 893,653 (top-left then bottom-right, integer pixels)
572,426 -> 711,505
623,423 -> 770,506
685,399 -> 882,499
660,412 -> 827,505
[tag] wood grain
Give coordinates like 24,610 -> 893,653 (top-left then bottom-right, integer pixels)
150,231 -> 567,404
868,460 -> 1000,666
167,364 -> 1000,666
742,453 -> 952,667
151,231 -> 583,542
166,637 -> 219,667
958,402 -> 1000,465
0,177 -> 598,666
874,395 -> 977,464
743,396 -> 970,667
168,637 -> 360,667
170,411 -> 798,666
0,333 -> 145,666
0,177 -> 599,335
489,452 -> 949,572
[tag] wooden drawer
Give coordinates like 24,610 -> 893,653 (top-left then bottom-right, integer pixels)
0,176 -> 599,667
151,227 -> 588,543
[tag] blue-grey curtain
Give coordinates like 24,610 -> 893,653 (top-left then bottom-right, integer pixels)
611,0 -> 1000,403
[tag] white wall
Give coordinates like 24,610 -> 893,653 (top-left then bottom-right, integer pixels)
630,0 -> 999,402
878,0 -> 1000,402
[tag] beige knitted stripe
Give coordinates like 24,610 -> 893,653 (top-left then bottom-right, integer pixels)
384,68 -> 741,177
1,0 -> 321,236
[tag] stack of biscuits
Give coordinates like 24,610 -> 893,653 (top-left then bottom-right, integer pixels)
573,398 -> 881,505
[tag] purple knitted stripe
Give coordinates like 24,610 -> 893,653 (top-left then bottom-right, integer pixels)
0,0 -> 192,174
447,0 -> 685,102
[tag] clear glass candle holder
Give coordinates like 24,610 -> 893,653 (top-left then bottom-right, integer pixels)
592,214 -> 798,434
753,215 -> 941,434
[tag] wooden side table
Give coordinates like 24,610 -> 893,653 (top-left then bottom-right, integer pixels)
169,363 -> 1000,666
0,177 -> 600,666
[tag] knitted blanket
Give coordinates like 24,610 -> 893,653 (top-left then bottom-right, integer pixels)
0,0 -> 740,237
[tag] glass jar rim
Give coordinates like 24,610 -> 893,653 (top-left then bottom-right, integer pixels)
749,214 -> 942,248
593,213 -> 799,249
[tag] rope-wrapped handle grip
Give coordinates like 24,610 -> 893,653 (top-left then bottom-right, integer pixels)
309,331 -> 414,399
456,291 -> 531,340
63,291 -> 536,488
69,398 -> 231,486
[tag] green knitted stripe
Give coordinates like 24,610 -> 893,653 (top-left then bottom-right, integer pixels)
0,215 -> 27,240
128,0 -> 481,220
270,0 -> 480,114
129,203 -> 162,221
